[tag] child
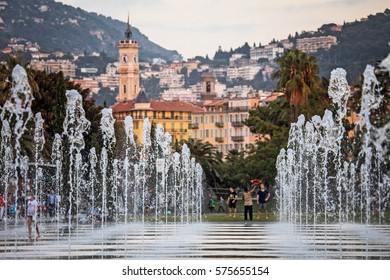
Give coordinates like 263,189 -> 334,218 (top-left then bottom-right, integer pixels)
227,187 -> 237,217
26,193 -> 41,241
218,197 -> 225,212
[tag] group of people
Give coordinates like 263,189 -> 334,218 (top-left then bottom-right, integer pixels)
208,179 -> 270,221
0,189 -> 58,241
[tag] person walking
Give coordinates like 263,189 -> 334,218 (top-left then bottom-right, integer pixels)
0,193 -> 5,221
243,184 -> 257,221
26,193 -> 40,241
257,182 -> 271,220
17,191 -> 26,218
47,189 -> 58,218
227,187 -> 237,218
218,196 -> 225,212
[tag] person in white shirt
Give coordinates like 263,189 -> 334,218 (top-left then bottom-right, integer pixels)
27,193 -> 40,241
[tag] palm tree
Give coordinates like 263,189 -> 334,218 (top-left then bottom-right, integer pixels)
180,138 -> 222,193
272,49 -> 320,122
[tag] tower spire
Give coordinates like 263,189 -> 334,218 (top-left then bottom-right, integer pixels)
125,12 -> 132,40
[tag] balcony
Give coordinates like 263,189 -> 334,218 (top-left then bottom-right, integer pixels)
231,136 -> 244,142
191,123 -> 199,129
215,122 -> 224,128
231,121 -> 244,127
227,106 -> 249,112
215,137 -> 224,143
166,128 -> 187,134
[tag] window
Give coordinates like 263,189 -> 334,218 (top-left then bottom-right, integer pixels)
210,129 -> 213,138
206,81 -> 211,93
200,130 -> 203,138
123,85 -> 126,93
211,115 -> 214,123
205,129 -> 209,138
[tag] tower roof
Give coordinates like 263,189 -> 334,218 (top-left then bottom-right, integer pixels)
125,13 -> 132,40
135,90 -> 149,103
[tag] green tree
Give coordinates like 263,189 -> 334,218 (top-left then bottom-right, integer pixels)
272,49 -> 321,122
180,138 -> 222,193
220,149 -> 250,187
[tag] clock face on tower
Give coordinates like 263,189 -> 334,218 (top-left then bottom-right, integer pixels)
121,54 -> 128,63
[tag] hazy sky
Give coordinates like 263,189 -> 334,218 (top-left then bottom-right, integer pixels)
59,0 -> 389,59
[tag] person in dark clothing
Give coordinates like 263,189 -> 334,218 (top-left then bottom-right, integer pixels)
47,189 -> 58,218
227,187 -> 237,217
257,183 -> 270,220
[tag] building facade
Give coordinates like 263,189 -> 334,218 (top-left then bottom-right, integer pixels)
191,96 -> 260,157
30,59 -> 76,78
250,45 -> 284,61
296,36 -> 337,53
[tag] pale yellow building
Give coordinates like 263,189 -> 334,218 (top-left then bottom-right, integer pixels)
191,95 -> 260,157
112,94 -> 203,144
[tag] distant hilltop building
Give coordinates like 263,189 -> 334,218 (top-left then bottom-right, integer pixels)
30,59 -> 76,78
296,35 -> 337,53
250,44 -> 284,61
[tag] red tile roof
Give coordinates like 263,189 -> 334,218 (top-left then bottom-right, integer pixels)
150,100 -> 204,113
111,101 -> 135,112
111,100 -> 204,113
204,99 -> 226,107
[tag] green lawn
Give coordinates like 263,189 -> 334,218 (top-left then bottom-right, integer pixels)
205,199 -> 278,222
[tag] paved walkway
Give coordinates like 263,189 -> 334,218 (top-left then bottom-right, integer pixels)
0,221 -> 389,259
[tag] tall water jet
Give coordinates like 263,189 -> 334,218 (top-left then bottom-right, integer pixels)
155,124 -> 172,223
62,89 -> 90,256
138,118 -> 153,223
51,133 -> 62,244
87,147 -> 97,228
124,116 -> 136,224
33,113 -> 45,215
1,65 -> 34,254
100,108 -> 116,222
328,68 -> 351,223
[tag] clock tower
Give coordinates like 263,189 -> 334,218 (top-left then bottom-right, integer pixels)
118,15 -> 140,102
